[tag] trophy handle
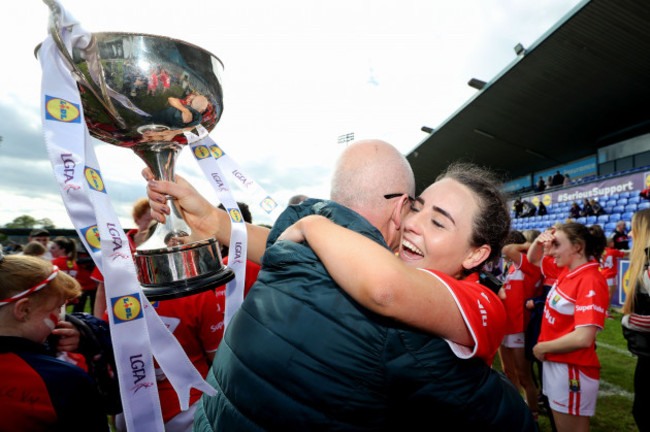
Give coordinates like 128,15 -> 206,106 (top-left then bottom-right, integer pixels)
43,0 -> 127,129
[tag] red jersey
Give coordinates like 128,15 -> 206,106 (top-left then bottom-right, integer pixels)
600,247 -> 625,280
51,256 -> 78,278
424,270 -> 507,365
502,254 -> 542,334
541,255 -> 561,288
538,262 -> 609,371
152,291 -> 222,422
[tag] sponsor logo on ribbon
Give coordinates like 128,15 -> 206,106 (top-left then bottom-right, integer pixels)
111,293 -> 144,324
193,145 -> 211,159
260,196 -> 278,214
85,167 -> 106,193
129,353 -> 154,394
228,208 -> 243,223
45,96 -> 81,123
209,145 -> 224,159
81,225 -> 101,252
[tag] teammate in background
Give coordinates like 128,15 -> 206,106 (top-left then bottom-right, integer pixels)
600,236 -> 628,314
50,236 -> 79,278
28,228 -> 53,260
529,223 -> 608,432
0,252 -> 109,431
22,241 -> 47,258
620,208 -> 650,431
499,230 -> 542,420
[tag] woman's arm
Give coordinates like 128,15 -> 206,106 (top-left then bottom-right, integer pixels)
144,169 -> 270,264
527,229 -> 554,267
532,325 -> 598,362
502,242 -> 529,267
279,215 -> 472,346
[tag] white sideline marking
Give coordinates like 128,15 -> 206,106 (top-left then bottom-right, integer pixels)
599,380 -> 634,401
597,342 -> 635,357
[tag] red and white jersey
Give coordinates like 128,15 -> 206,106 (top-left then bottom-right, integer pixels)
153,291 -> 222,423
600,247 -> 625,280
541,255 -> 561,288
538,262 -> 609,370
51,256 -> 78,278
423,269 -> 507,365
502,254 -> 542,334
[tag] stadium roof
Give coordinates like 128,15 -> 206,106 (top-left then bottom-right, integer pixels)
407,0 -> 650,194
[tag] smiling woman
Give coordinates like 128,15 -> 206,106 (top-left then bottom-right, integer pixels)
278,162 -> 511,364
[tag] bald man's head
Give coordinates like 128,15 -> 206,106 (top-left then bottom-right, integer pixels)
330,139 -> 415,248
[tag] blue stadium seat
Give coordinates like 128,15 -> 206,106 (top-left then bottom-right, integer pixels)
612,205 -> 625,214
576,217 -> 587,224
625,203 -> 638,213
605,222 -> 617,231
639,201 -> 650,210
628,196 -> 641,204
609,213 -> 622,222
586,216 -> 597,224
597,215 -> 609,223
617,198 -> 628,206
608,193 -> 620,201
619,191 -> 632,199
622,212 -> 635,221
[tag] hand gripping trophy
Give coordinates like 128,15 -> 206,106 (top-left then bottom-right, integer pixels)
42,0 -> 234,300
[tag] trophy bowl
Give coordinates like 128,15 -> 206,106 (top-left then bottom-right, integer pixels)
45,6 -> 234,300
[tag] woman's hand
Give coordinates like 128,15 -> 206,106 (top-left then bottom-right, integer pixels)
143,168 -> 218,240
52,320 -> 80,352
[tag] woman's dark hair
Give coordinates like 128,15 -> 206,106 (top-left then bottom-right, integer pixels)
436,162 -> 511,274
53,236 -> 78,261
555,222 -> 606,260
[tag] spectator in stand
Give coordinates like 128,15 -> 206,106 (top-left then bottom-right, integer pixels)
590,199 -> 605,216
547,176 -> 554,189
537,201 -> 548,216
563,173 -> 572,186
522,200 -> 536,218
0,252 -> 109,431
621,208 -> 650,431
28,228 -> 53,260
613,220 -> 630,250
600,236 -> 628,314
580,199 -> 593,217
22,241 -> 47,258
514,198 -> 524,218
50,237 -> 79,278
529,223 -> 608,432
536,177 -> 546,192
568,202 -> 581,219
552,171 -> 565,187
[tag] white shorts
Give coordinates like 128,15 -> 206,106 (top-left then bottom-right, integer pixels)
501,332 -> 525,348
542,361 -> 599,416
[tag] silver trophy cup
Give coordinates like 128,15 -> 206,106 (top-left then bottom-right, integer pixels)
43,1 -> 234,300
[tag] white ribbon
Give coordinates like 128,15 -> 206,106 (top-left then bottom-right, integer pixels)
39,2 -> 215,431
184,129 -> 248,327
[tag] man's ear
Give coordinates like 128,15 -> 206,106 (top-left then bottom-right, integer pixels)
463,245 -> 491,270
391,194 -> 411,231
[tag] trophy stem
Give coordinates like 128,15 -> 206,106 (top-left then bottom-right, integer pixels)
132,140 -> 190,249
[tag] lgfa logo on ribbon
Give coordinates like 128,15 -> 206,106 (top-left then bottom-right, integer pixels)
111,293 -> 144,324
45,96 -> 81,123
81,225 -> 101,252
85,167 -> 107,193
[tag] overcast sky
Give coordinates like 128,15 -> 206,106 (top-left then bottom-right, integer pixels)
0,0 -> 583,229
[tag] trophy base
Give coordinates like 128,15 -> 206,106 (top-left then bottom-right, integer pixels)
134,238 -> 235,301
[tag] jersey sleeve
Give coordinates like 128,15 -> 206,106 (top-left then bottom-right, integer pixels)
420,269 -> 507,365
